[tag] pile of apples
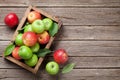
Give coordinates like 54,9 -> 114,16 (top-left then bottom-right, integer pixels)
4,11 -> 69,75
9,11 -> 54,67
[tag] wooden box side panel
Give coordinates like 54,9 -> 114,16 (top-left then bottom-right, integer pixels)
6,56 -> 35,72
32,7 -> 59,22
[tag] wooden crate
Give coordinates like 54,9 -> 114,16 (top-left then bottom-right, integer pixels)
3,5 -> 62,74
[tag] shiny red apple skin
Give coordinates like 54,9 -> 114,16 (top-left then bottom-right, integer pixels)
27,11 -> 41,23
53,49 -> 68,64
37,31 -> 50,44
22,31 -> 37,46
4,13 -> 19,28
12,47 -> 21,60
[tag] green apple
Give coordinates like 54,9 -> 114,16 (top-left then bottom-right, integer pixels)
15,33 -> 24,46
30,42 -> 40,53
43,18 -> 53,30
25,54 -> 38,67
46,61 -> 59,75
24,24 -> 33,32
32,19 -> 45,33
18,46 -> 33,60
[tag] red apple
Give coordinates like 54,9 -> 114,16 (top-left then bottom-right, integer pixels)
53,49 -> 68,64
4,13 -> 19,28
22,31 -> 37,46
12,47 -> 21,60
37,31 -> 50,44
27,11 -> 41,23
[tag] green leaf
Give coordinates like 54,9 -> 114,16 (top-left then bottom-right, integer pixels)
49,22 -> 59,36
62,63 -> 75,74
4,43 -> 15,57
37,48 -> 52,57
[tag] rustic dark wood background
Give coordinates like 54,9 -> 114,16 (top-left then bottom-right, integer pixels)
0,0 -> 120,80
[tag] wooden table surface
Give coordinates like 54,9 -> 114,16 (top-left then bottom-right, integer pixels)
0,0 -> 120,80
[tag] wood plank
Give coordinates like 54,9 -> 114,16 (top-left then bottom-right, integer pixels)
0,69 -> 120,80
56,25 -> 120,41
1,57 -> 120,69
0,77 -> 120,80
0,78 -> 35,80
52,41 -> 120,56
0,27 -> 14,40
0,8 -> 120,25
1,25 -> 120,41
0,0 -> 120,7
48,57 -> 120,68
0,57 -> 20,68
1,41 -> 120,57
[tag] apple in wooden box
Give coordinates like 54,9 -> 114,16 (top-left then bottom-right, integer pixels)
3,5 -> 62,74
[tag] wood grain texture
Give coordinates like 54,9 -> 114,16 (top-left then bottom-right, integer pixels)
0,8 -> 120,25
52,41 -> 120,56
0,69 -> 120,80
1,25 -> 120,41
49,57 -> 120,68
0,77 -> 120,80
0,0 -> 120,79
0,0 -> 120,7
1,57 -> 120,69
1,41 -> 120,57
